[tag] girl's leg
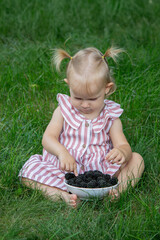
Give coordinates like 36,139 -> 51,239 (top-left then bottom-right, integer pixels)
21,177 -> 79,208
110,152 -> 145,198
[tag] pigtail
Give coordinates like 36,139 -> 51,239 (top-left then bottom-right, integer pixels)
103,47 -> 125,62
52,49 -> 72,71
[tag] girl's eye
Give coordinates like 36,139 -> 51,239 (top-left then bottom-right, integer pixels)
89,98 -> 97,101
75,98 -> 82,100
74,97 -> 97,101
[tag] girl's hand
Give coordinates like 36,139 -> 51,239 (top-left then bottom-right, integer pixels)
58,151 -> 78,176
105,148 -> 126,165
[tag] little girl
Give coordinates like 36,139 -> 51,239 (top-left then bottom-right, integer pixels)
19,46 -> 144,208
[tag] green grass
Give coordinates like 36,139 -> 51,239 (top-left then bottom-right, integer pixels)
0,0 -> 160,239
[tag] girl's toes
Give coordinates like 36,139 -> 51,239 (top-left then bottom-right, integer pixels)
70,194 -> 80,208
109,189 -> 120,201
70,194 -> 78,201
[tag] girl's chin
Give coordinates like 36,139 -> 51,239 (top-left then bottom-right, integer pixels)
80,109 -> 92,114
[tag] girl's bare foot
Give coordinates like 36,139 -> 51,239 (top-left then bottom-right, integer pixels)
108,188 -> 120,201
44,186 -> 80,208
61,192 -> 80,208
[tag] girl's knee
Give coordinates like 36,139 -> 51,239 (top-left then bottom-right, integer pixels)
132,152 -> 145,171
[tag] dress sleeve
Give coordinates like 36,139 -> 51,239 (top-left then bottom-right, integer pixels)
105,100 -> 123,120
57,94 -> 82,129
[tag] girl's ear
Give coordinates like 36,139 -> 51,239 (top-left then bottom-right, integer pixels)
64,78 -> 69,84
105,82 -> 114,94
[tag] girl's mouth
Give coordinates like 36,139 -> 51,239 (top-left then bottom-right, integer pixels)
81,108 -> 92,113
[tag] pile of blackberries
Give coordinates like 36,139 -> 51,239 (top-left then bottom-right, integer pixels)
65,170 -> 118,188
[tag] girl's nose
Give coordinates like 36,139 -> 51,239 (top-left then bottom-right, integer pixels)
81,101 -> 89,108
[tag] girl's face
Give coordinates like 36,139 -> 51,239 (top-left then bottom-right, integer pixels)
68,82 -> 113,119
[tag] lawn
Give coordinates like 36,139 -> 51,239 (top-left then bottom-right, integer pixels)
0,0 -> 160,239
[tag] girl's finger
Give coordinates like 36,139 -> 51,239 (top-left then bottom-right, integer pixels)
69,163 -> 74,172
65,163 -> 70,171
117,157 -> 125,165
107,152 -> 118,162
73,163 -> 78,176
111,155 -> 121,164
105,153 -> 111,160
60,162 -> 65,170
105,149 -> 115,159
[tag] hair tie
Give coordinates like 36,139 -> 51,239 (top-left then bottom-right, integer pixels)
70,56 -> 72,60
102,56 -> 105,59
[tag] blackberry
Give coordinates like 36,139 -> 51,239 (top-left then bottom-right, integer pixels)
93,170 -> 103,177
78,174 -> 85,180
65,173 -> 75,180
85,170 -> 95,178
87,180 -> 97,188
104,174 -> 111,181
109,177 -> 118,186
75,178 -> 82,185
97,176 -> 104,182
76,175 -> 85,182
67,178 -> 76,185
98,179 -> 107,188
79,181 -> 88,188
105,182 -> 112,187
86,177 -> 93,182
82,175 -> 87,182
93,170 -> 102,174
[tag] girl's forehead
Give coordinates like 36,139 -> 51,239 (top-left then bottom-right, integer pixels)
71,89 -> 95,98
70,84 -> 103,98
68,73 -> 105,96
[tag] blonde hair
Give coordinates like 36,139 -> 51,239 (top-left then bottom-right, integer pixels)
52,46 -> 124,96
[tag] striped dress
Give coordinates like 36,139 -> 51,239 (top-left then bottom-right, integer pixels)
19,94 -> 123,191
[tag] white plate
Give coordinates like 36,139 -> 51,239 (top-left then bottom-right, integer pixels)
64,180 -> 119,200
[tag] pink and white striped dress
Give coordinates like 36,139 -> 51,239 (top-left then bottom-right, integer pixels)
19,94 -> 123,191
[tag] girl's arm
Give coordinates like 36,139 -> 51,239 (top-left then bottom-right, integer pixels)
105,118 -> 132,165
42,106 -> 77,175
